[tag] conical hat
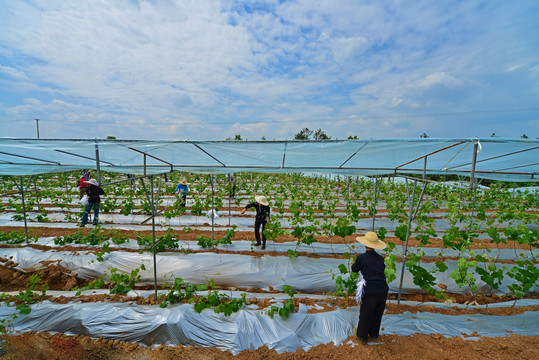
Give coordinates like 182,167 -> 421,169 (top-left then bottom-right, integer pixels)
254,195 -> 269,206
356,231 -> 386,249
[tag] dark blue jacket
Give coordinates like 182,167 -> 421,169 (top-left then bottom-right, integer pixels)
351,250 -> 389,294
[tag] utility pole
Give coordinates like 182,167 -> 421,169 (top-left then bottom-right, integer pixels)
34,118 -> 40,139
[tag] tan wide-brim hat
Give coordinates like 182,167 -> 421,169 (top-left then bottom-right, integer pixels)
180,179 -> 187,185
255,195 -> 269,206
356,231 -> 387,249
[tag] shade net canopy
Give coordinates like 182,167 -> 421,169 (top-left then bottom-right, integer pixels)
0,138 -> 537,182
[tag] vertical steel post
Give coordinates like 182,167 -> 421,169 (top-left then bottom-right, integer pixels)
371,176 -> 380,231
150,176 -> 158,300
211,174 -> 215,246
94,143 -> 101,185
228,175 -> 231,226
469,142 -> 479,190
20,177 -> 29,245
397,178 -> 417,305
34,118 -> 40,138
33,176 -> 38,204
346,176 -> 350,209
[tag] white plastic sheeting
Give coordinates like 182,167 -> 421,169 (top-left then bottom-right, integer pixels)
2,211 -> 535,234
0,300 -> 537,354
1,138 -> 538,181
15,235 -> 536,261
2,247 -> 536,295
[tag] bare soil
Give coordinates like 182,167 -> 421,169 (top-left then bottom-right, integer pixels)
1,332 -> 538,360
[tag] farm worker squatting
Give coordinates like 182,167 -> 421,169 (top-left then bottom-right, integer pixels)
351,231 -> 388,344
241,195 -> 270,250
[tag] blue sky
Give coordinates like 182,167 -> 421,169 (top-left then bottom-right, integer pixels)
0,0 -> 538,140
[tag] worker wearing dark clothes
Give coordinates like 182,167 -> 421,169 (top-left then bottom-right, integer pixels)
228,174 -> 236,198
80,179 -> 105,227
351,231 -> 388,344
240,195 -> 270,250
77,170 -> 91,199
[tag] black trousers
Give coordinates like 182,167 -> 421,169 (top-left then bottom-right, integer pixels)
254,219 -> 267,245
179,194 -> 187,207
357,292 -> 387,342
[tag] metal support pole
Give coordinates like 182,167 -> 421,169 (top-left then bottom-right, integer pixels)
397,179 -> 417,305
470,142 -> 479,190
469,182 -> 478,231
144,154 -> 147,177
371,176 -> 381,231
94,143 -> 101,185
34,118 -> 40,139
150,176 -> 158,300
228,176 -> 231,227
20,177 -> 29,245
211,174 -> 215,246
346,176 -> 350,209
33,176 -> 38,204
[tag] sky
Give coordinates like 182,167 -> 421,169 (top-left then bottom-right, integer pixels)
0,0 -> 538,141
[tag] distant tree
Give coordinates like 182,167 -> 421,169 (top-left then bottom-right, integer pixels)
294,127 -> 313,140
420,133 -> 429,138
226,134 -> 243,141
313,128 -> 331,140
106,136 -> 116,139
347,135 -> 359,139
521,134 -> 528,139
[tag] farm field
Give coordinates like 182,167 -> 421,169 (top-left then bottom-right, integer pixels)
0,171 -> 538,358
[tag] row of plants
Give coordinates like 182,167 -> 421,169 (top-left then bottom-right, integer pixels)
2,172 -> 538,301
331,227 -> 538,301
2,224 -> 536,302
72,262 -> 296,318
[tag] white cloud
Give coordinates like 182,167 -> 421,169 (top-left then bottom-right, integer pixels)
0,0 -> 538,140
507,64 -> 526,72
332,37 -> 368,63
418,72 -> 462,89
0,65 -> 30,81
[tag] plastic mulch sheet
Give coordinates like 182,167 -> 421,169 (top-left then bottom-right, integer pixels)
0,300 -> 537,354
2,247 -> 537,295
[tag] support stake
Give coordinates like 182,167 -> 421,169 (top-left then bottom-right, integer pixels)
150,176 -> 158,300
396,178 -> 427,305
211,174 -> 215,246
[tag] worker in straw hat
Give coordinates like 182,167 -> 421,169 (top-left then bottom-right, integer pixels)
351,231 -> 389,344
241,195 -> 270,250
174,178 -> 188,207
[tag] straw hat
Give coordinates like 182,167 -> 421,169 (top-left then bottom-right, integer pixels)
180,179 -> 187,185
356,231 -> 386,249
255,195 -> 269,206
84,179 -> 99,186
